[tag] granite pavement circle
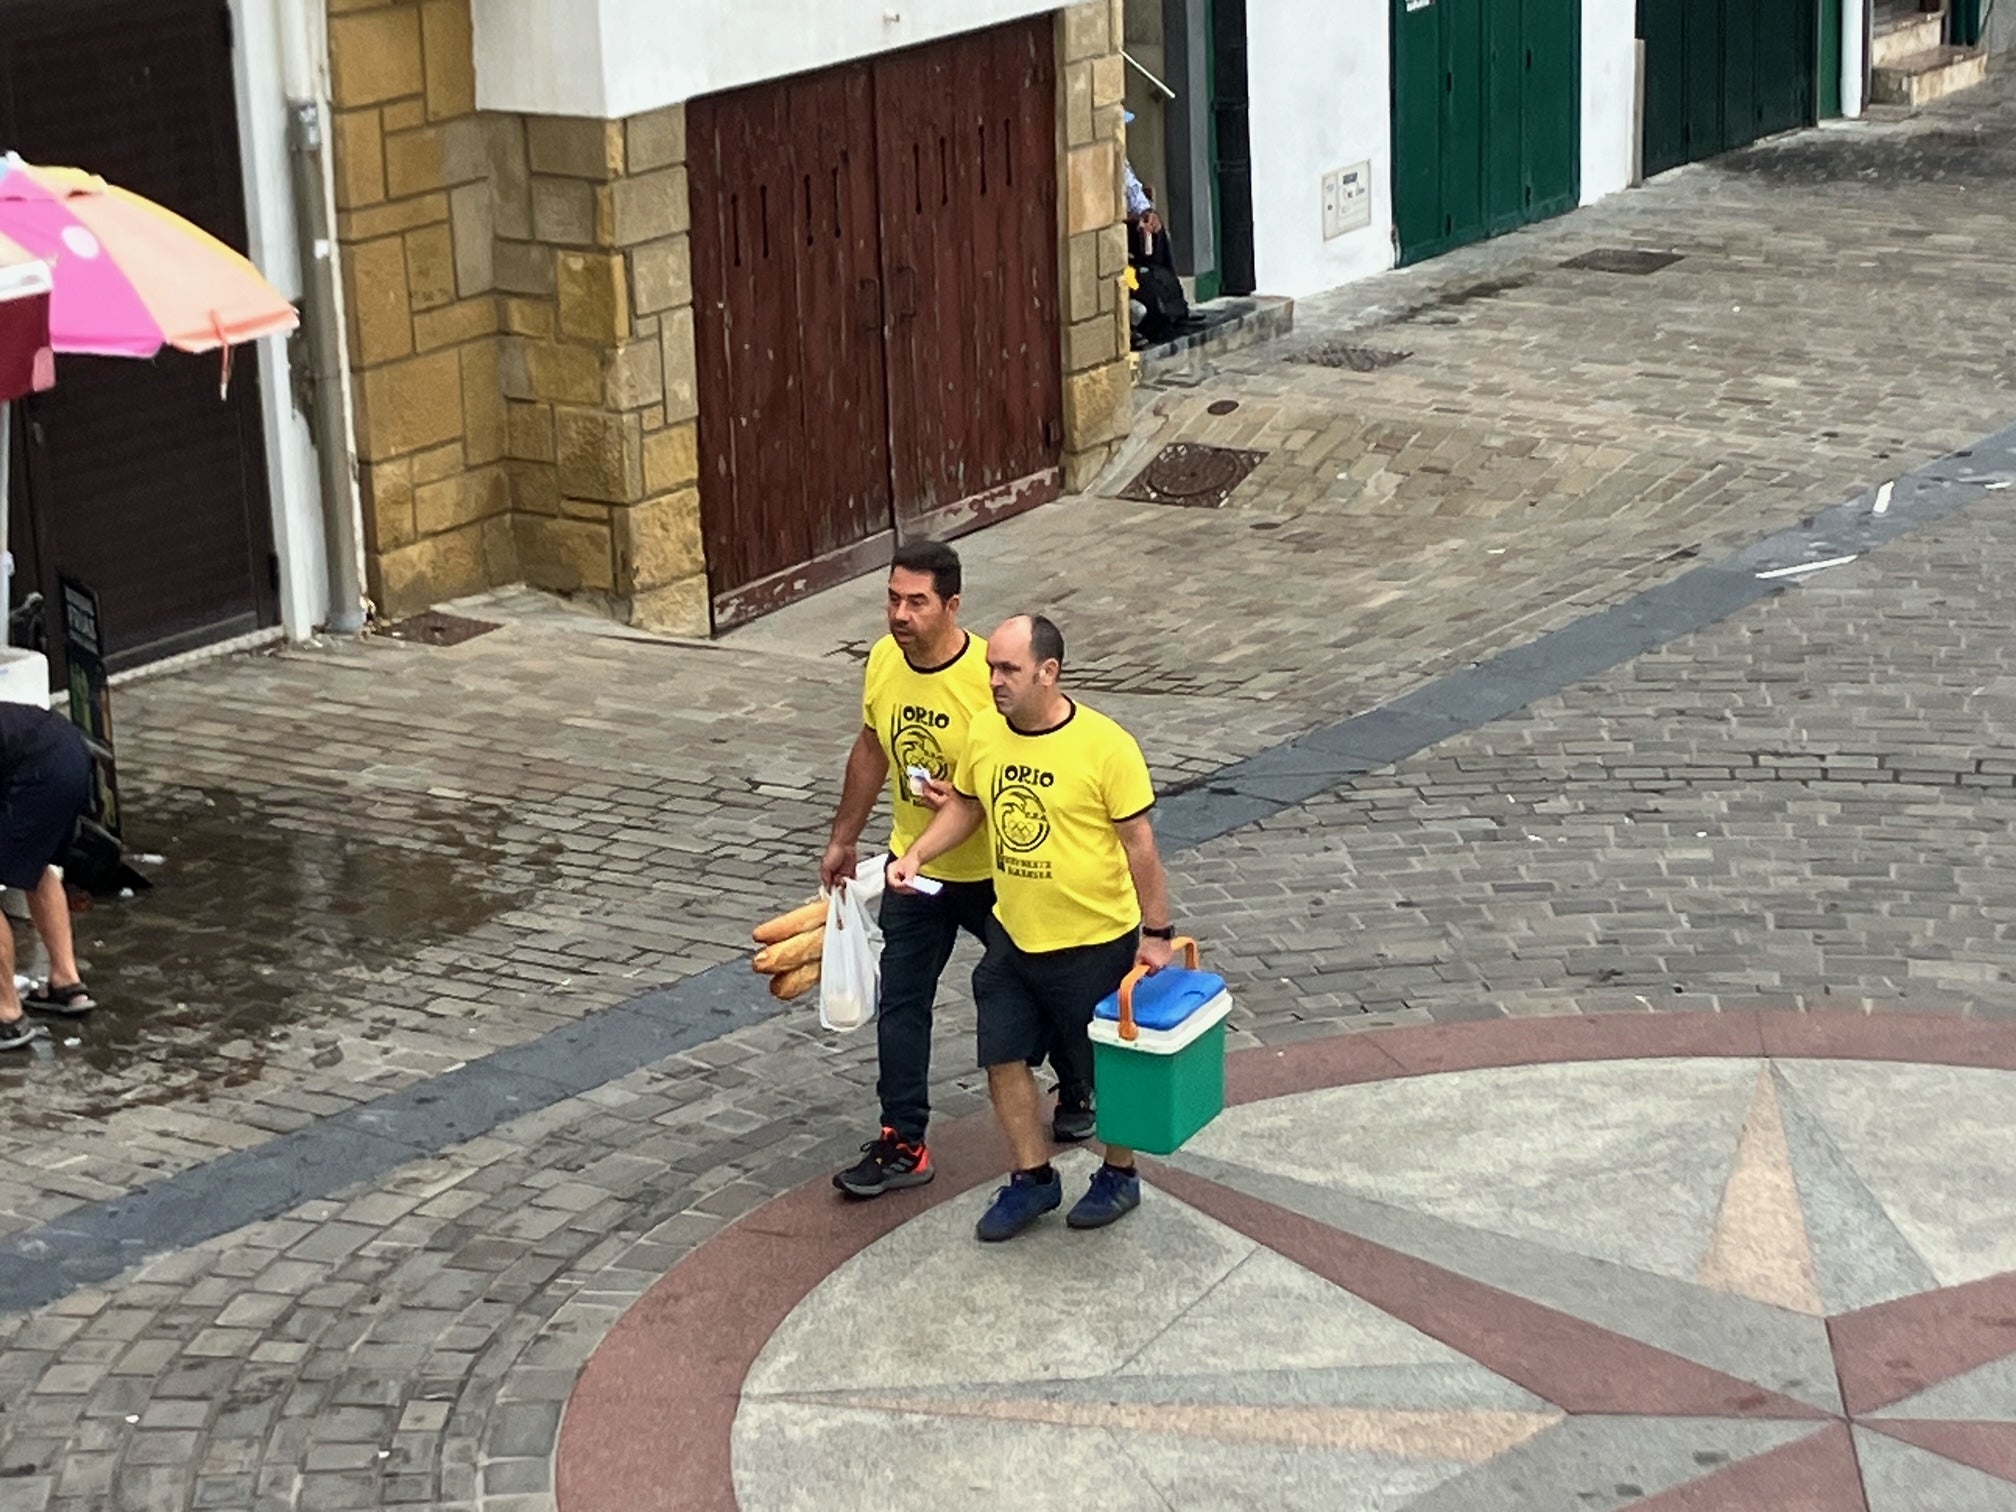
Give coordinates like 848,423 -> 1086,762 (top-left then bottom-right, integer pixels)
561,1014 -> 2016,1512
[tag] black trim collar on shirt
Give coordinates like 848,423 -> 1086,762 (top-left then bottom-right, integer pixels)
1008,697 -> 1077,738
902,631 -> 972,676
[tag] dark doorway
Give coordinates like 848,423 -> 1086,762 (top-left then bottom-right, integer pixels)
1209,0 -> 1256,296
0,0 -> 281,671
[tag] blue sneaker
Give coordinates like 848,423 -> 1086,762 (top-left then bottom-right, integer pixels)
975,1169 -> 1063,1242
1067,1164 -> 1141,1230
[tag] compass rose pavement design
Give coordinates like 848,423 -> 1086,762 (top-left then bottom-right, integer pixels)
557,1016 -> 2016,1511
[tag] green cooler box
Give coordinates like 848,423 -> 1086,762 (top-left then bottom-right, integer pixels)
1090,940 -> 1232,1156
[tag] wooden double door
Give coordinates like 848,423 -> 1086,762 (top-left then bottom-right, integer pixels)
689,19 -> 1064,627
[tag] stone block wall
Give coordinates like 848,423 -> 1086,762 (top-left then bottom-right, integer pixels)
490,108 -> 709,636
328,1 -> 1122,631
1057,0 -> 1135,492
329,0 -> 513,619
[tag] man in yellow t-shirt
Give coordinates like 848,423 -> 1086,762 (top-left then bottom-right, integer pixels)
890,614 -> 1177,1241
821,545 -> 1095,1200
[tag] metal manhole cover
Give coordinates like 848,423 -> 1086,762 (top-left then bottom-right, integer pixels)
381,610 -> 502,647
1116,443 -> 1267,508
1560,247 -> 1683,275
1286,342 -> 1413,372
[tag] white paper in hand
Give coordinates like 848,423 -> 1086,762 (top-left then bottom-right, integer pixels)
819,856 -> 885,1031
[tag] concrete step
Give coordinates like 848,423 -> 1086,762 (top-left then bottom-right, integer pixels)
1870,44 -> 1989,107
1134,295 -> 1295,381
1872,11 -> 1947,68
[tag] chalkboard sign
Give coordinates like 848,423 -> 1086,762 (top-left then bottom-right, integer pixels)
59,575 -> 120,841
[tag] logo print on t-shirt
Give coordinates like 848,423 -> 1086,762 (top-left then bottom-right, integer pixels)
990,764 -> 1055,876
889,705 -> 952,790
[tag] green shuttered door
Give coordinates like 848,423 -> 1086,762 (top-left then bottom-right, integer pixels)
1391,0 -> 1581,266
1639,0 -> 1817,178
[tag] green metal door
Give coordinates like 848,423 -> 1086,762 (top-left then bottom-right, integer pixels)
1391,0 -> 1581,265
1639,0 -> 1688,175
1752,0 -> 1816,140
1392,0 -> 1446,260
1440,0 -> 1485,248
1639,0 -> 1818,176
1523,0 -> 1580,223
1485,0 -> 1527,234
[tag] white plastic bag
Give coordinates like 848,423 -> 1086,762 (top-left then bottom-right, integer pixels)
819,855 -> 886,1031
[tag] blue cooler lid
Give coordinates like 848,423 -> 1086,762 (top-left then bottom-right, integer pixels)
1095,967 -> 1228,1032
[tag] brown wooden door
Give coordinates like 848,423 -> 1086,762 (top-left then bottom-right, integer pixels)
0,0 -> 281,671
689,64 -> 894,625
689,19 -> 1064,629
874,17 -> 1063,541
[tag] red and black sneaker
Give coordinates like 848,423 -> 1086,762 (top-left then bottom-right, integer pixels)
833,1127 -> 934,1198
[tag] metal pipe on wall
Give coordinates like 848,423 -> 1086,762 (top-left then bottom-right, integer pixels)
275,0 -> 367,635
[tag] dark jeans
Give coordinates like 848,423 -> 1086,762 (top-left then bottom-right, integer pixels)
876,876 -> 995,1143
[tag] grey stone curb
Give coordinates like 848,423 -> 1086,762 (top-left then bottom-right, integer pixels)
1,422 -> 2010,1317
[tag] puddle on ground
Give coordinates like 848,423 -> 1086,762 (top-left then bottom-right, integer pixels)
0,784 -> 555,1125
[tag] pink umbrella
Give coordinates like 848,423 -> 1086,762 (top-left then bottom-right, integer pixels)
0,154 -> 299,608
0,154 -> 298,361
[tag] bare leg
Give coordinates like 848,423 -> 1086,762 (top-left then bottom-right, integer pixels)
987,1061 -> 1050,1171
0,914 -> 21,1023
1103,1141 -> 1135,1172
26,869 -> 79,987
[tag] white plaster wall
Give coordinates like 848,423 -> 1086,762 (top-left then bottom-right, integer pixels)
232,0 -> 339,640
474,0 -> 1064,117
1245,0 -> 1394,299
1581,0 -> 1637,204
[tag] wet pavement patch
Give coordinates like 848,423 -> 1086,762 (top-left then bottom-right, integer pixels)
1286,341 -> 1414,372
1560,248 -> 1684,276
1714,122 -> 2016,188
0,785 -> 550,1127
1,422 -> 2014,1316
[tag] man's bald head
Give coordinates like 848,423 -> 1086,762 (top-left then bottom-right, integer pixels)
986,614 -> 1068,726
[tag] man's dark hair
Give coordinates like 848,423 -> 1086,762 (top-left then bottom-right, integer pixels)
1027,614 -> 1065,671
890,540 -> 961,602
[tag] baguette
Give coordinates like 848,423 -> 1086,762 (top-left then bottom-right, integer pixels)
752,926 -> 825,975
753,898 -> 826,944
769,962 -> 821,1001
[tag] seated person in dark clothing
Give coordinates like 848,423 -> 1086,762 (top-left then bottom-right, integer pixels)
1121,112 -> 1173,273
0,703 -> 95,1051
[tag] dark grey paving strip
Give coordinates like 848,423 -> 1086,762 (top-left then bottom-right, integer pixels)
1,425 -> 2011,1317
0,969 -> 773,1314
1157,423 -> 2016,850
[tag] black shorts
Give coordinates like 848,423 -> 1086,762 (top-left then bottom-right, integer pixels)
0,736 -> 89,891
971,916 -> 1139,1073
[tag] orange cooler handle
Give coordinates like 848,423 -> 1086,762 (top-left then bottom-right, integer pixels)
1118,936 -> 1201,1043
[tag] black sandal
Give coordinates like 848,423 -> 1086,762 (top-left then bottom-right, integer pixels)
23,982 -> 95,1017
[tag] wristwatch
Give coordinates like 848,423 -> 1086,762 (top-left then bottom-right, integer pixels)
1142,924 -> 1176,941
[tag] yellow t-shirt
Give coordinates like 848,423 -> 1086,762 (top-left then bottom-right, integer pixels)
954,699 -> 1156,952
862,631 -> 995,884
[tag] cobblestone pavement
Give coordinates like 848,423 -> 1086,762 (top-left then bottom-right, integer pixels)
0,71 -> 2012,1510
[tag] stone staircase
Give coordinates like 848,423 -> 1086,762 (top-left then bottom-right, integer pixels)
1870,1 -> 1989,108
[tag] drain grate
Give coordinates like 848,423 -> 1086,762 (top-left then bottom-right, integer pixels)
1116,442 -> 1267,509
381,610 -> 502,647
1561,247 -> 1684,275
1287,342 -> 1413,373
